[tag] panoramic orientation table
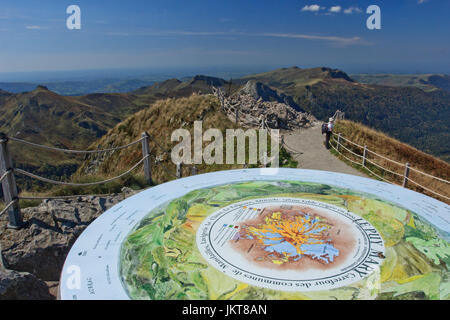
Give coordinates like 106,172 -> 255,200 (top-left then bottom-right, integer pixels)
60,168 -> 450,300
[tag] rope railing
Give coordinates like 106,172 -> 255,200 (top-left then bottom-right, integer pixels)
408,166 -> 450,184
0,199 -> 18,218
329,132 -> 449,203
363,162 -> 400,185
336,134 -> 365,149
333,138 -> 363,159
146,134 -> 198,178
14,155 -> 148,187
0,170 -> 11,183
8,136 -> 144,154
18,193 -> 116,201
282,142 -> 303,154
147,132 -> 173,155
333,133 -> 449,184
329,141 -> 365,167
2,126 -> 448,228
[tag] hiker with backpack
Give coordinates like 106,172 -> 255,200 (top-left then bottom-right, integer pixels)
322,117 -> 334,149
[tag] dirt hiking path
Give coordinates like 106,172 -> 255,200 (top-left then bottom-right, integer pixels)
282,122 -> 368,178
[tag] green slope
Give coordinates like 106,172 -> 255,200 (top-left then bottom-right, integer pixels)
351,74 -> 450,92
238,67 -> 450,162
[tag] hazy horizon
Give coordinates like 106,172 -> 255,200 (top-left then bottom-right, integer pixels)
0,64 -> 449,84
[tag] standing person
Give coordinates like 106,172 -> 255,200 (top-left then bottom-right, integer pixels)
323,117 -> 334,149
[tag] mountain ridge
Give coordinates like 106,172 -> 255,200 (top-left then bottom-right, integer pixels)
1,66 -> 449,193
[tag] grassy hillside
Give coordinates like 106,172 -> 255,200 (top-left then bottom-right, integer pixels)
0,86 -> 119,164
240,67 -> 450,162
0,83 -> 207,191
331,120 -> 450,203
0,79 -> 156,96
73,92 -> 146,118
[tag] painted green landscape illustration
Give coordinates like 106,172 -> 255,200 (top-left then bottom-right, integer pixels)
120,180 -> 450,300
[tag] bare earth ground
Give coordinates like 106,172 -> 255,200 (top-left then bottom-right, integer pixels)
282,122 -> 367,178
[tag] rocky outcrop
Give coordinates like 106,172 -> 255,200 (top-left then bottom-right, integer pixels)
323,67 -> 354,82
239,80 -> 304,112
0,187 -> 138,299
213,82 -> 315,130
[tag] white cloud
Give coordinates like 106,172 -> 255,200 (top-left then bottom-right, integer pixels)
260,33 -> 362,45
301,5 -> 321,12
106,29 -> 365,46
25,25 -> 48,30
25,25 -> 42,30
219,18 -> 233,23
329,6 -> 342,13
343,7 -> 363,14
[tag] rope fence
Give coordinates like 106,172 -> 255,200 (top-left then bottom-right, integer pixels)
329,141 -> 367,168
329,132 -> 450,203
18,193 -> 116,201
0,132 -> 198,229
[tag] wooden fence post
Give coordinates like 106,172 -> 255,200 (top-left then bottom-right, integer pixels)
403,162 -> 410,188
141,132 -> 152,186
0,135 -> 23,229
337,133 -> 341,152
191,165 -> 197,176
362,145 -> 368,167
176,163 -> 182,179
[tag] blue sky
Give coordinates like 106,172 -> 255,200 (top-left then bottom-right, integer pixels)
0,0 -> 449,76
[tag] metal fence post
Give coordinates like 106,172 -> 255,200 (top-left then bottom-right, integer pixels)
0,134 -> 23,229
362,145 -> 368,167
403,162 -> 410,188
141,132 -> 152,186
176,163 -> 182,179
337,133 -> 341,152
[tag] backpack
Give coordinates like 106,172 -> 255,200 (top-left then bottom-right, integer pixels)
321,123 -> 329,134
